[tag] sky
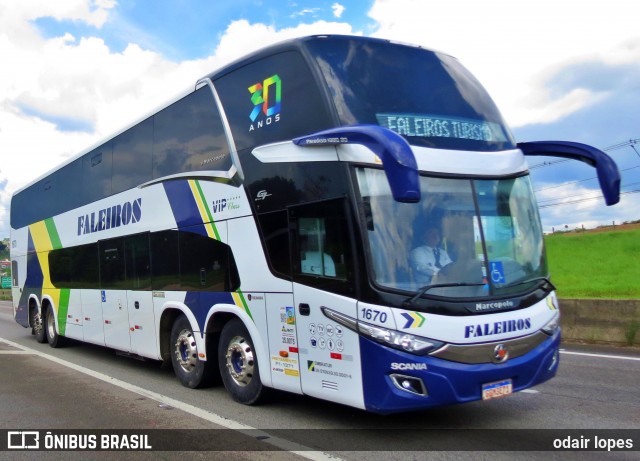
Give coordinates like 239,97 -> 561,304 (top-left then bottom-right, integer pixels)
1,0 -> 640,239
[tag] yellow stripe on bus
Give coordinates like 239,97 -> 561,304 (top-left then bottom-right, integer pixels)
29,220 -> 63,319
29,221 -> 54,289
188,180 -> 217,239
231,291 -> 254,321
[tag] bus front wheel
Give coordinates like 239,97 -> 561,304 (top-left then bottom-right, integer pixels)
170,315 -> 213,389
218,318 -> 264,405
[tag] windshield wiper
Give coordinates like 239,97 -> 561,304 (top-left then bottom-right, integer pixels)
402,277 -> 555,309
506,276 -> 556,291
403,282 -> 486,308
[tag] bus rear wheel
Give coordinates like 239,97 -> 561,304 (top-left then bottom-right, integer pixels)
45,306 -> 66,348
31,307 -> 46,343
218,318 -> 265,405
170,315 -> 213,389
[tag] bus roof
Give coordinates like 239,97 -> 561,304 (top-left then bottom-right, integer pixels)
201,35 -> 437,83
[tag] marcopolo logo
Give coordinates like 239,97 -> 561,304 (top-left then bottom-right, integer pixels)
77,198 -> 142,236
248,74 -> 282,131
475,300 -> 516,311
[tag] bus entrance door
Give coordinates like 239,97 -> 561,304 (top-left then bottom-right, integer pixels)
294,283 -> 365,409
99,238 -> 131,352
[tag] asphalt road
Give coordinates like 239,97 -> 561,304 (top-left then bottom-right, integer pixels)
0,300 -> 638,460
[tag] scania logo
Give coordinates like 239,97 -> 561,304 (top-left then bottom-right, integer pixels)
390,362 -> 427,371
492,344 -> 509,363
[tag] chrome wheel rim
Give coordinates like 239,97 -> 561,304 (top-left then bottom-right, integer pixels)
225,335 -> 255,387
46,309 -> 55,339
34,310 -> 43,336
174,329 -> 198,373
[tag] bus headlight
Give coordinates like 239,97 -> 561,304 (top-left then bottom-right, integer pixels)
357,321 -> 443,354
541,312 -> 561,335
321,306 -> 443,355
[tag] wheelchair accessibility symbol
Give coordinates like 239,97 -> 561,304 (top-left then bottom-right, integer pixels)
490,261 -> 505,284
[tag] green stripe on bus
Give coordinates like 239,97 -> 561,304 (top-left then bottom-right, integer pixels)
44,217 -> 63,250
58,288 -> 70,336
236,290 -> 253,321
194,180 -> 220,240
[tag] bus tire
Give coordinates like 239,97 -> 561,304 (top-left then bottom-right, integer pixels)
45,306 -> 66,348
218,318 -> 265,405
170,315 -> 213,389
31,306 -> 46,343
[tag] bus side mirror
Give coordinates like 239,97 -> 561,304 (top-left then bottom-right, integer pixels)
293,124 -> 420,203
518,141 -> 621,206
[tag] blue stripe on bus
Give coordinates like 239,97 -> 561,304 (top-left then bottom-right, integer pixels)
27,227 -> 37,253
25,230 -> 43,290
162,180 -> 208,236
184,291 -> 235,331
17,230 -> 44,326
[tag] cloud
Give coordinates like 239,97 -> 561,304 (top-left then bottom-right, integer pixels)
2,0 -> 638,237
0,2 -> 357,237
514,50 -> 640,230
213,19 -> 356,65
515,53 -> 640,146
291,8 -> 321,18
0,0 -> 116,29
535,180 -> 640,233
367,0 -> 640,128
332,3 -> 346,18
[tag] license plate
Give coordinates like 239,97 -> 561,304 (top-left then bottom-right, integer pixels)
482,379 -> 513,400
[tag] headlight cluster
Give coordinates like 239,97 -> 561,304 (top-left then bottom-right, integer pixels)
541,312 -> 561,335
322,307 -> 443,355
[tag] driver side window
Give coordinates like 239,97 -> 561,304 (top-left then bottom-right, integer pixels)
290,199 -> 354,294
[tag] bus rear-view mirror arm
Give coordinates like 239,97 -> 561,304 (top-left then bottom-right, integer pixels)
518,141 -> 621,206
293,124 -> 421,203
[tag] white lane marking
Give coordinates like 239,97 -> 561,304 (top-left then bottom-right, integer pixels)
560,349 -> 640,361
519,389 -> 539,394
0,350 -> 33,354
0,337 -> 342,461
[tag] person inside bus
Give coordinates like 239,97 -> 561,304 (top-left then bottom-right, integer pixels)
410,225 -> 452,284
299,234 -> 336,277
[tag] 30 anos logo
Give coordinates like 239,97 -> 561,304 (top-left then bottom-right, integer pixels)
248,74 -> 282,131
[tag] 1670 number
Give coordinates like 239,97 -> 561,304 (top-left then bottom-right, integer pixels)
361,308 -> 388,323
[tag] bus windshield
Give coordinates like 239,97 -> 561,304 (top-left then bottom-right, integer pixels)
356,168 -> 547,299
307,37 -> 516,152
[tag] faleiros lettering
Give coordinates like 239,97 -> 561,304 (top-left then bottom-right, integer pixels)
464,318 -> 531,338
77,198 -> 142,235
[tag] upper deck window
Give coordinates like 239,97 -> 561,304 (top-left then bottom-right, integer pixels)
306,38 -> 516,152
153,86 -> 230,179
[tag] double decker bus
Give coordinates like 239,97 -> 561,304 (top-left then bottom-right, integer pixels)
10,35 -> 620,413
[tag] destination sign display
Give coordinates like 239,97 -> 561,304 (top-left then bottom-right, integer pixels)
376,113 -> 508,143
